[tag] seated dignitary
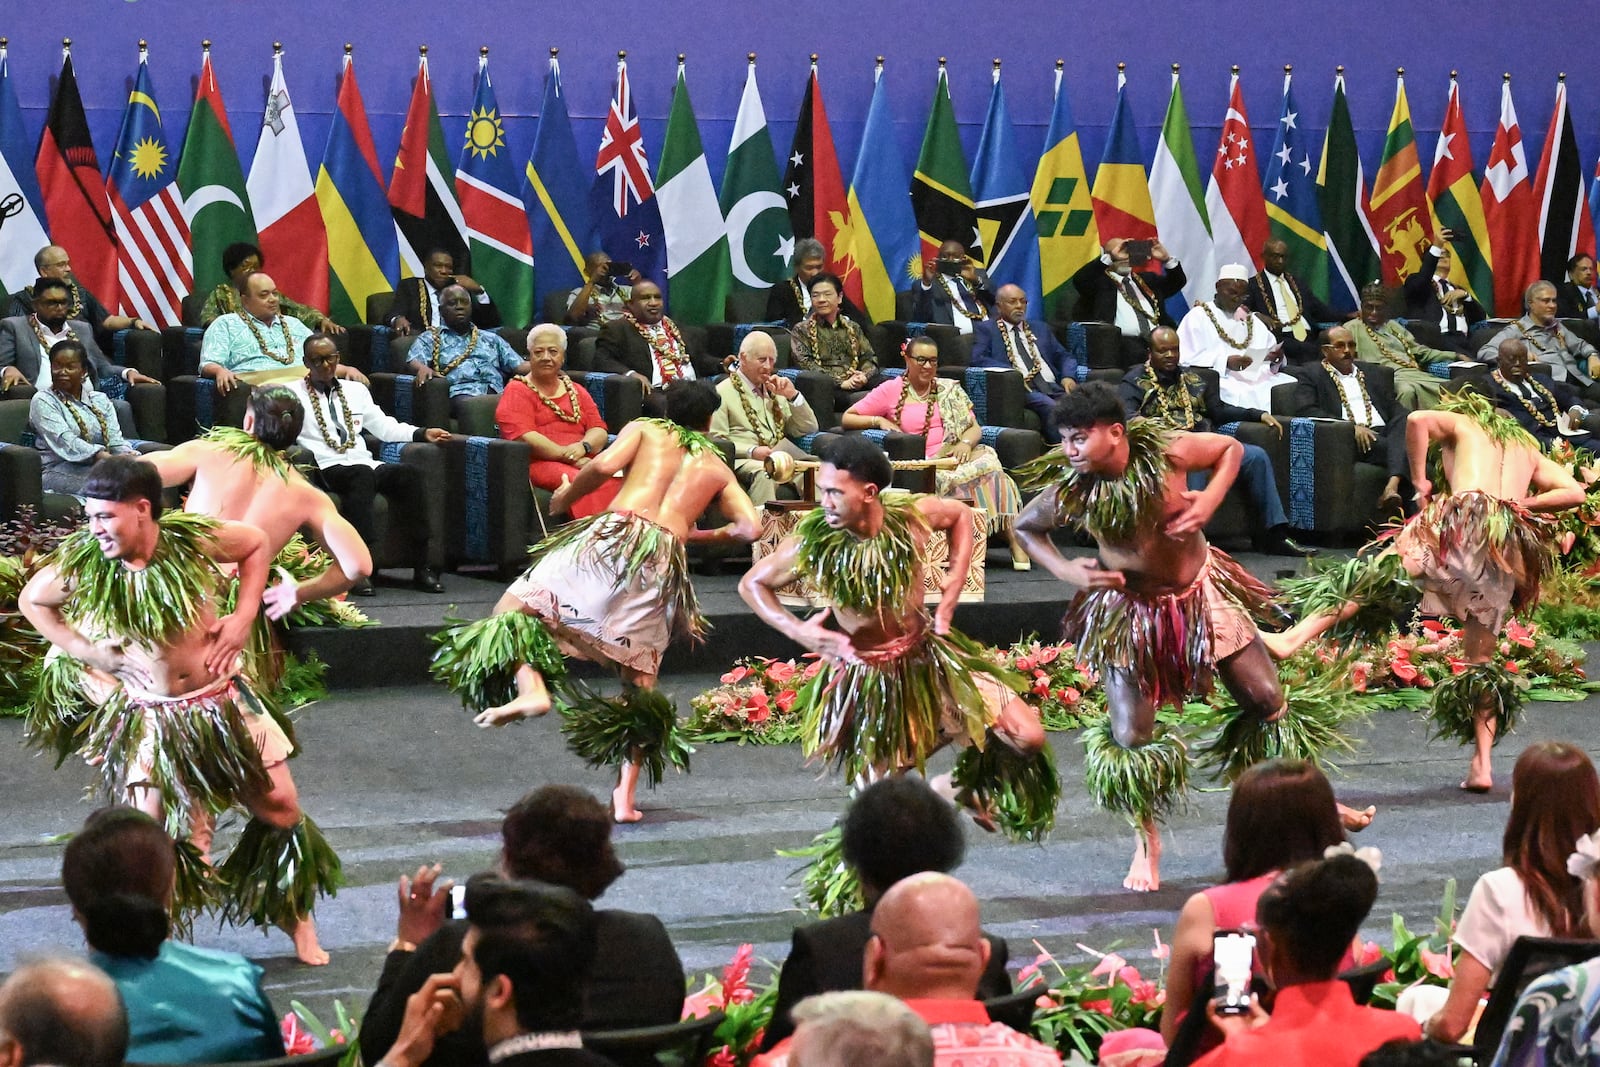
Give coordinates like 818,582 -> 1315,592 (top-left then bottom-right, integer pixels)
1246,238 -> 1344,363
710,329 -> 819,505
1557,251 -> 1600,320
0,957 -> 128,1067
1401,232 -> 1485,353
200,241 -> 341,333
359,785 -> 684,1067
761,777 -> 1011,1051
1072,235 -> 1188,363
594,279 -> 711,411
910,239 -> 994,335
790,272 -> 877,389
1300,326 -> 1410,511
1177,264 -> 1300,411
1478,280 -> 1600,403
388,247 -> 501,336
766,237 -> 869,327
778,993 -> 933,1067
971,283 -> 1078,442
7,243 -> 150,341
30,339 -> 138,497
565,250 -> 639,326
496,323 -> 619,519
1122,326 -> 1314,557
202,271 -> 368,394
62,807 -> 282,1063
287,334 -> 449,594
406,284 -> 528,420
1488,336 -> 1596,452
1347,281 -> 1455,410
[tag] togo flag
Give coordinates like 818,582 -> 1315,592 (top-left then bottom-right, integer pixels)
656,59 -> 730,326
719,56 -> 794,298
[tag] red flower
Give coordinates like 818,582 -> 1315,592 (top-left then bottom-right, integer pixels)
1503,660 -> 1521,674
1083,999 -> 1115,1016
776,689 -> 798,712
1419,947 -> 1455,980
1504,620 -> 1536,648
1354,939 -> 1384,966
1350,662 -> 1370,693
280,1015 -> 317,1056
1015,655 -> 1038,672
1391,658 -> 1420,684
744,691 -> 771,724
1036,646 -> 1061,665
1031,673 -> 1051,696
766,660 -> 797,684
1059,687 -> 1082,705
721,666 -> 750,685
721,943 -> 755,1004
707,1048 -> 738,1067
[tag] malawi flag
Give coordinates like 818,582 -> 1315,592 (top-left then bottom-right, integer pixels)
390,49 -> 466,280
1482,76 -> 1539,318
1425,76 -> 1493,310
458,52 -> 534,330
1091,69 -> 1157,244
36,46 -> 117,307
781,60 -> 850,283
911,63 -> 979,263
177,45 -> 257,298
1533,76 -> 1596,284
1368,73 -> 1432,283
316,50 -> 399,324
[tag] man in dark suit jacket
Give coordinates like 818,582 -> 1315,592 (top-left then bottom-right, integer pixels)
1071,237 -> 1187,364
971,284 -> 1077,442
594,281 -> 718,416
1487,335 -> 1596,452
1245,239 -> 1343,364
766,236 -> 870,328
760,778 -> 1013,1051
1401,238 -> 1486,353
909,239 -> 994,333
1301,325 -> 1411,509
1557,252 -> 1600,321
387,248 -> 502,335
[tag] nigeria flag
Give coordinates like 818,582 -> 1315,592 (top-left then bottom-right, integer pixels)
656,61 -> 730,326
719,59 -> 794,301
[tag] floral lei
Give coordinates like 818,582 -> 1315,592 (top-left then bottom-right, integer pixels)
531,375 -> 583,425
308,380 -> 360,453
427,324 -> 481,375
624,312 -> 690,382
731,372 -> 785,447
243,311 -> 296,365
1492,370 -> 1561,429
1137,365 -> 1199,431
1324,361 -> 1377,427
891,377 -> 972,443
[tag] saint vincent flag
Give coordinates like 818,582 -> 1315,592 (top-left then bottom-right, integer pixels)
522,53 -> 595,317
970,65 -> 1042,311
1262,71 -> 1328,301
912,64 -> 979,262
1091,70 -> 1157,244
316,51 -> 398,324
845,62 -> 920,323
1426,76 -> 1493,309
655,60 -> 730,326
390,50 -> 467,281
720,57 -> 794,296
1368,73 -> 1432,283
178,46 -> 257,298
458,53 -> 534,330
0,42 -> 52,294
1317,73 -> 1382,311
37,46 -> 117,307
1031,61 -> 1099,314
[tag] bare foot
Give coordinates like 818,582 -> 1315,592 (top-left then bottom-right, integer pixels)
1260,603 -> 1356,660
1123,823 -> 1162,892
1460,775 -> 1493,794
1339,803 -> 1377,832
611,783 -> 644,823
287,916 -> 329,966
475,680 -> 552,727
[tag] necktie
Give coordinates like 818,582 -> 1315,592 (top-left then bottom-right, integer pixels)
1585,289 -> 1597,319
1279,276 -> 1307,341
1438,279 -> 1460,335
1123,277 -> 1152,340
326,391 -> 348,446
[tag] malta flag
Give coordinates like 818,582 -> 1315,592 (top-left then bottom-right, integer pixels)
1091,68 -> 1157,244
107,45 -> 191,328
247,47 -> 327,312
1533,76 -> 1596,284
845,61 -> 920,322
36,44 -> 117,308
1205,69 -> 1268,272
1368,72 -> 1432,283
1482,76 -> 1539,317
1426,76 -> 1493,310
781,60 -> 850,285
457,51 -> 534,330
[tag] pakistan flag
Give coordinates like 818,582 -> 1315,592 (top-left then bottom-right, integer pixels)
719,60 -> 795,299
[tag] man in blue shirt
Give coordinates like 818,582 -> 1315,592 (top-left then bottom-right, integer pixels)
407,285 -> 527,420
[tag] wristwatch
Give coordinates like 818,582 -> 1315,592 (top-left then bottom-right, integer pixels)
582,440 -> 597,456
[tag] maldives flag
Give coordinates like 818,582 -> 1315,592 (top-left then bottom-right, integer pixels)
36,45 -> 117,307
1533,77 -> 1596,283
781,60 -> 851,288
1204,70 -> 1269,272
1481,77 -> 1539,317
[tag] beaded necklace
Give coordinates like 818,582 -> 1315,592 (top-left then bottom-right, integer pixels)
624,312 -> 690,381
30,314 -> 65,354
418,283 -> 433,328
55,391 -> 111,446
1364,321 -> 1425,370
798,314 -> 864,372
1518,319 -> 1571,358
1114,270 -> 1162,318
1322,361 -> 1376,426
998,320 -> 1045,383
307,380 -> 359,452
940,275 -> 987,321
427,325 -> 481,375
1138,365 -> 1199,430
66,282 -> 84,321
892,376 -> 944,434
531,375 -> 583,425
1492,370 -> 1560,428
1252,272 -> 1304,332
731,372 -> 784,446
788,278 -> 811,315
243,312 -> 296,365
215,285 -> 241,316
1199,302 -> 1261,351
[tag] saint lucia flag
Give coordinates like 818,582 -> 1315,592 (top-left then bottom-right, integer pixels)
316,49 -> 398,323
458,51 -> 534,330
970,63 -> 1042,311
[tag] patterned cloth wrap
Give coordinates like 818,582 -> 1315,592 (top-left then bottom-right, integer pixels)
1391,489 -> 1554,633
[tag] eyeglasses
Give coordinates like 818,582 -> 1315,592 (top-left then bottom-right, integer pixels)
1321,342 -> 1356,351
906,354 -> 939,365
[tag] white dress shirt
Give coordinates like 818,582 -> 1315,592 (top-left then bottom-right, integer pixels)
286,377 -> 422,470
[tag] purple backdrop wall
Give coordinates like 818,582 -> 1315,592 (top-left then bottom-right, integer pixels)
6,1 -> 1599,227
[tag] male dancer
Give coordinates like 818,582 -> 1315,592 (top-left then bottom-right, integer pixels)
1012,383 -> 1284,891
739,436 -> 1048,833
19,456 -> 341,964
433,381 -> 761,822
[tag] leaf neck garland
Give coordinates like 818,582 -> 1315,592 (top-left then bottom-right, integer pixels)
202,426 -> 297,482
50,512 -> 224,647
1017,418 -> 1173,543
1439,389 -> 1539,451
636,417 -> 716,457
793,495 -> 926,616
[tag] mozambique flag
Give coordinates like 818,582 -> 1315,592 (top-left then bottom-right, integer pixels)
1091,69 -> 1157,244
315,50 -> 399,324
1426,76 -> 1493,308
1368,73 -> 1432,283
1031,61 -> 1100,315
911,64 -> 979,263
390,49 -> 466,280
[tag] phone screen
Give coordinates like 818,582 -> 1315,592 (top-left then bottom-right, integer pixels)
1125,239 -> 1154,266
1212,930 -> 1256,1014
449,883 -> 467,921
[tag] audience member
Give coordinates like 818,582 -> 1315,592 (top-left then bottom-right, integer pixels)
1361,1038 -> 1463,1066
1246,239 -> 1343,363
1177,264 -> 1300,410
1556,252 -> 1600,321
1422,742 -> 1600,1043
61,806 -> 282,1064
202,271 -> 367,394
1348,282 -> 1454,410
1194,853 -> 1420,1066
843,334 -> 1027,567
971,284 -> 1077,443
389,248 -> 501,336
761,777 -> 1011,1051
406,284 -> 527,419
497,323 -> 618,518
1300,325 -> 1411,510
766,238 -> 868,328
7,244 -> 149,343
286,334 -> 449,594
359,786 -> 685,1067
784,992 -> 934,1067
594,280 -> 709,408
790,273 -> 877,390
200,242 -> 341,333
1401,233 -> 1484,353
1488,337 -> 1596,452
31,338 -> 137,497
1071,236 -> 1187,364
1477,282 -> 1600,403
710,329 -> 819,505
1,275 -> 147,435
0,958 -> 127,1067
911,240 -> 994,336
565,251 -> 639,327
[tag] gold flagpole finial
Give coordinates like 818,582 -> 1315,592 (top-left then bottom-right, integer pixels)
1056,59 -> 1065,72
1117,61 -> 1127,73
1231,64 -> 1240,75
1284,64 -> 1292,74
202,40 -> 212,52
419,45 -> 429,56
1172,63 -> 1180,74
748,52 -> 757,63
549,47 -> 559,57
480,46 -> 489,58
272,42 -> 283,56
617,50 -> 627,60
344,43 -> 354,56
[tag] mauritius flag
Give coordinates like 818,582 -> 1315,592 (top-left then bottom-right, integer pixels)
315,49 -> 398,324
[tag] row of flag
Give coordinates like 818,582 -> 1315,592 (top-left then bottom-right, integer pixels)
1,45 -> 1596,333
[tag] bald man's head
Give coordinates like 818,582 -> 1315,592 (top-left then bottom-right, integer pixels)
0,959 -> 126,1067
864,872 -> 989,1001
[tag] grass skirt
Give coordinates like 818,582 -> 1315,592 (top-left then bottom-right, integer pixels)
1427,662 -> 1525,748
559,684 -> 692,787
950,732 -> 1062,842
1081,717 -> 1191,826
216,815 -> 344,929
430,610 -> 568,712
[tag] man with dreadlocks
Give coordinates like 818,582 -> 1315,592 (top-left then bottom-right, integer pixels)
1013,382 -> 1285,891
432,380 -> 761,823
1273,391 -> 1584,793
18,456 -> 343,966
739,436 -> 1050,838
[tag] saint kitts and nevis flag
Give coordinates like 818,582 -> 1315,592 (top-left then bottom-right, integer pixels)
248,47 -> 327,311
911,63 -> 979,264
655,59 -> 730,327
1318,71 -> 1382,311
0,41 -> 50,295
177,45 -> 257,299
390,48 -> 467,281
37,45 -> 118,307
1262,70 -> 1328,301
781,60 -> 851,293
845,62 -> 920,324
458,52 -> 534,330
1368,72 -> 1432,283
316,50 -> 398,324
522,52 -> 595,317
719,57 -> 795,304
1031,61 -> 1099,317
1426,76 -> 1493,309
970,63 -> 1043,312
1149,67 -> 1215,311
107,45 -> 191,328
